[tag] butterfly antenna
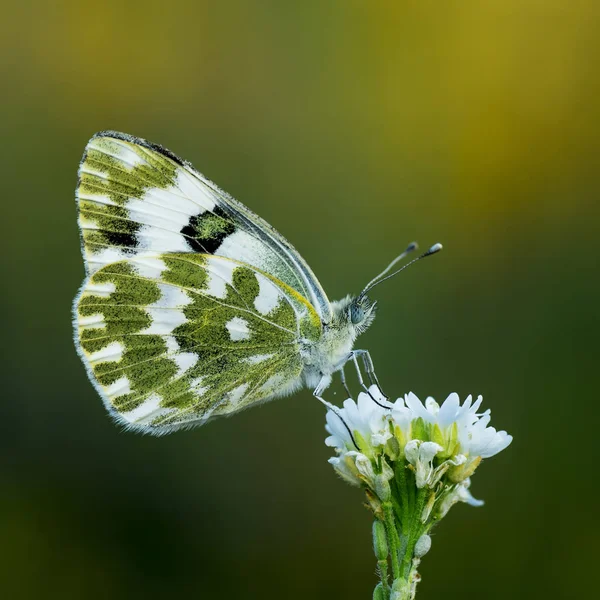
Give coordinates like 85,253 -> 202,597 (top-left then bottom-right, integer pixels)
359,242 -> 418,298
359,243 -> 443,299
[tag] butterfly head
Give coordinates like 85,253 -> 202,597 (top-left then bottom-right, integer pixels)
329,295 -> 377,341
349,295 -> 377,334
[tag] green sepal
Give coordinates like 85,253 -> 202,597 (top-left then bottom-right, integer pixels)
430,423 -> 446,451
411,418 -> 427,443
372,520 -> 389,561
386,435 -> 401,461
449,455 -> 482,482
354,430 -> 372,457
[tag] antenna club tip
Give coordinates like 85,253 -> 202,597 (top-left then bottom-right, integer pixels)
428,243 -> 443,255
407,241 -> 418,252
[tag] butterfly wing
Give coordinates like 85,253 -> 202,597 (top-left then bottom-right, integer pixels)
77,131 -> 332,322
74,252 -> 322,434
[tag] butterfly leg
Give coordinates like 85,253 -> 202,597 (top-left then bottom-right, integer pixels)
350,352 -> 372,395
313,373 -> 332,398
339,363 -> 354,399
354,349 -> 387,399
348,351 -> 391,409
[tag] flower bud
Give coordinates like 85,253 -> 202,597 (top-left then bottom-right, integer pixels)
374,474 -> 392,501
373,583 -> 386,600
372,520 -> 388,561
354,453 -> 376,484
328,456 -> 361,486
414,534 -> 432,558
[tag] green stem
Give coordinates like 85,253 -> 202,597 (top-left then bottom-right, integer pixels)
394,461 -> 410,535
383,502 -> 401,580
400,488 -> 428,578
377,558 -> 390,599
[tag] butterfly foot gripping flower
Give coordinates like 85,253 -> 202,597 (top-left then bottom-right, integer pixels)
325,386 -> 512,600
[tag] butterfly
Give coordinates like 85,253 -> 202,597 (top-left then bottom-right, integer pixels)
73,131 -> 441,434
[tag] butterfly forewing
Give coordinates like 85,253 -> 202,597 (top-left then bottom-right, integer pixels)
77,131 -> 332,321
75,253 -> 321,433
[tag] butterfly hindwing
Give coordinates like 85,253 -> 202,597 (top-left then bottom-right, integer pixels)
77,131 -> 332,322
74,252 -> 322,433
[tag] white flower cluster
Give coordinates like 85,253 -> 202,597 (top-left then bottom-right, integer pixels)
325,386 -> 511,516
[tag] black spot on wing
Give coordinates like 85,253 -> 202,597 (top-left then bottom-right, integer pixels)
181,206 -> 236,253
102,229 -> 138,252
180,216 -> 204,251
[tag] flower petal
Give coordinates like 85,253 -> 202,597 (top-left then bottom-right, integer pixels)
405,392 -> 436,424
438,393 -> 460,427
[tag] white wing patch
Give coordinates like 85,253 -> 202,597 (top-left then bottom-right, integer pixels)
78,314 -> 106,329
136,174 -> 212,218
142,308 -> 188,335
106,376 -> 131,397
243,354 -> 274,365
225,316 -> 251,341
149,283 -> 191,309
205,259 -> 234,299
120,393 -> 175,425
88,341 -> 124,364
173,352 -> 199,375
228,384 -> 249,406
86,248 -> 130,273
217,230 -> 265,270
86,281 -> 116,297
254,276 -> 281,315
130,256 -> 167,278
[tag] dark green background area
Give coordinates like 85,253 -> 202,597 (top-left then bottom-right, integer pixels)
1,2 -> 598,599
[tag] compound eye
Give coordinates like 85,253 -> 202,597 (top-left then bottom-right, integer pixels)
350,305 -> 364,324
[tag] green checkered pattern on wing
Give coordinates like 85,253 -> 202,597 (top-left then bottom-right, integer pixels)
78,137 -> 178,257
76,253 -> 319,430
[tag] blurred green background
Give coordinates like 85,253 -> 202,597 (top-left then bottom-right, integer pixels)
1,1 -> 598,599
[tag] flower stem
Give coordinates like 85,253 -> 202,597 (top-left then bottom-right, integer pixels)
400,488 -> 428,580
394,461 -> 410,534
383,502 -> 401,580
377,558 -> 390,598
